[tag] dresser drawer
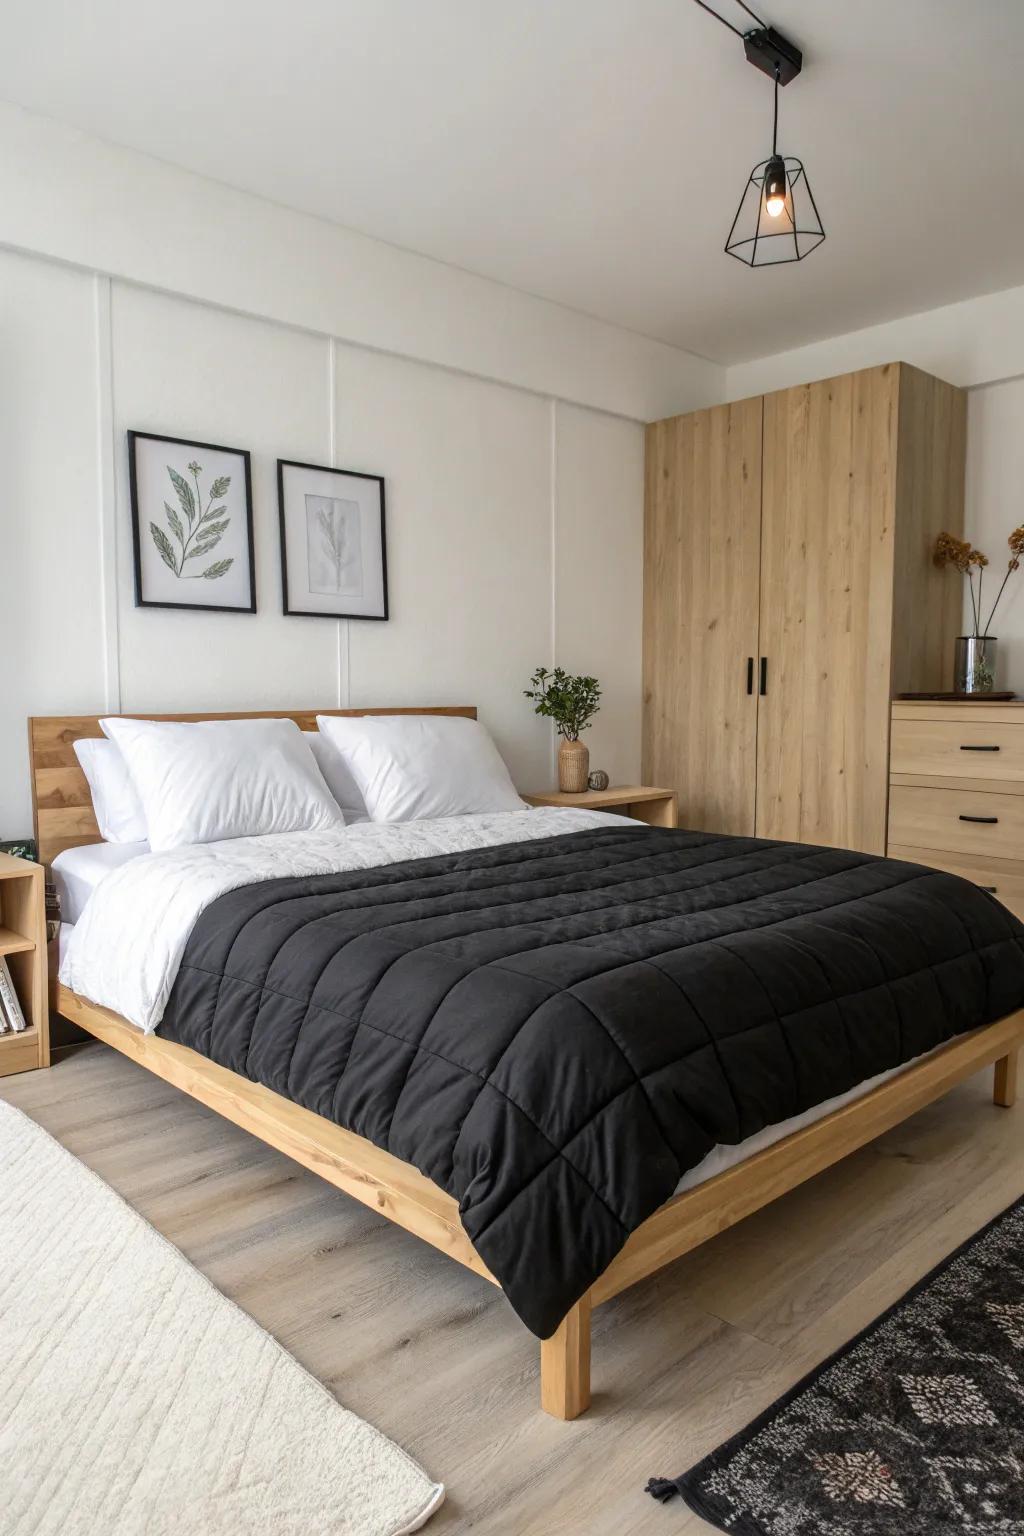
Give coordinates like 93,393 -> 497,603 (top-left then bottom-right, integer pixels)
887,844 -> 1024,921
890,715 -> 1024,781
887,784 -> 1024,860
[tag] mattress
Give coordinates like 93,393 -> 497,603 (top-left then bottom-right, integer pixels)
672,1051 -> 926,1196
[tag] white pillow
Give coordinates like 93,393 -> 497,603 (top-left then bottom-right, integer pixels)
303,731 -> 369,822
100,717 -> 345,851
74,737 -> 149,843
315,713 -> 523,823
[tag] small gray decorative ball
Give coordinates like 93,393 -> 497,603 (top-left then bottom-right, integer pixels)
588,769 -> 609,792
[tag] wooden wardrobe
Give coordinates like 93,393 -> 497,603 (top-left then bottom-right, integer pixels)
642,363 -> 966,853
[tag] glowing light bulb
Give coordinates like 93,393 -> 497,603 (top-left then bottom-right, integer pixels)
763,156 -> 787,219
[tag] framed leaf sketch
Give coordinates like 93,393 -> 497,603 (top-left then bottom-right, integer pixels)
128,431 -> 256,613
277,460 -> 388,621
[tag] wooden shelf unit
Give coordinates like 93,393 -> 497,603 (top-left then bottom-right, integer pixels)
0,853 -> 49,1076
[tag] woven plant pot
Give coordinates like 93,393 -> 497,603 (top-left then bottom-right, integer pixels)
558,740 -> 590,793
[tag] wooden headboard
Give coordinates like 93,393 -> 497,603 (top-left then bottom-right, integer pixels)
29,707 -> 477,867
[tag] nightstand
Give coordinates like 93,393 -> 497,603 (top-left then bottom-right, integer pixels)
522,785 -> 678,828
0,853 -> 49,1076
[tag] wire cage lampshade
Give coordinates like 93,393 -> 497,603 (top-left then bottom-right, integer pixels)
725,153 -> 825,265
725,59 -> 824,267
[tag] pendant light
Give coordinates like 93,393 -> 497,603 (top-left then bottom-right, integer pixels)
692,3 -> 826,266
724,66 -> 825,266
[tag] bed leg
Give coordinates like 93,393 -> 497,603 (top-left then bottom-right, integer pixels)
540,1292 -> 592,1420
994,1050 -> 1019,1108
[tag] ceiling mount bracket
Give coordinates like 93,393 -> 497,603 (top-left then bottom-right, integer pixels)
742,26 -> 802,86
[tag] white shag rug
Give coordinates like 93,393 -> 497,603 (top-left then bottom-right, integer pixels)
0,1098 -> 444,1535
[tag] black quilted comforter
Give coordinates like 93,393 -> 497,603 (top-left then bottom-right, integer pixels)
157,825 -> 1024,1337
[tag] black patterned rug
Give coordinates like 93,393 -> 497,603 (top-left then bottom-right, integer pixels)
646,1195 -> 1024,1534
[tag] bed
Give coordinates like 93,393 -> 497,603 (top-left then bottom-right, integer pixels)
33,707 -> 1024,1419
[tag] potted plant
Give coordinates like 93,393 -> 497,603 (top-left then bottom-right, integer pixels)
934,527 -> 1024,692
524,667 -> 601,791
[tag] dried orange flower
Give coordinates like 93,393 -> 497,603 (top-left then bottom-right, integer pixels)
938,525 -> 1024,637
933,532 -> 978,573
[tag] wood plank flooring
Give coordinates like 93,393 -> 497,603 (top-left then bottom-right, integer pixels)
2,1043 -> 1020,1534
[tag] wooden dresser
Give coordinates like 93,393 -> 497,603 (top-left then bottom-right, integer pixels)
888,700 -> 1024,921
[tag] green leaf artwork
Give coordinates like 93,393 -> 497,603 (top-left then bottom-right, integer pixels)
164,502 -> 185,544
149,522 -> 178,573
149,461 -> 234,581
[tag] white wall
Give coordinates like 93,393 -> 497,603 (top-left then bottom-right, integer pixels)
723,282 -> 1024,403
1,254 -> 110,838
0,103 -> 724,838
0,247 -> 660,835
964,379 -> 1024,691
0,101 -> 720,424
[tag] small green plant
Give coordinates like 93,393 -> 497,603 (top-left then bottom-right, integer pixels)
524,667 -> 601,742
150,461 -> 234,580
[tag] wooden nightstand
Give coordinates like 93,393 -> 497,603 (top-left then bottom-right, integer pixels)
0,853 -> 49,1076
522,785 -> 678,828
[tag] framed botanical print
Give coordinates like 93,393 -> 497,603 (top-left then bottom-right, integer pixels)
277,460 -> 388,620
128,431 -> 256,613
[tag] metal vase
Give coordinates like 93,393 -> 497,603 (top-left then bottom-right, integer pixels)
955,636 -> 997,694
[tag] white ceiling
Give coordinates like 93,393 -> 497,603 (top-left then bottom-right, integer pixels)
3,0 -> 1024,364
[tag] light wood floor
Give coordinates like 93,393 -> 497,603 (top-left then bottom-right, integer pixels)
2,1043 -> 1020,1534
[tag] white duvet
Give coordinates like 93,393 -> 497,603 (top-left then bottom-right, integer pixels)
60,807 -> 635,1034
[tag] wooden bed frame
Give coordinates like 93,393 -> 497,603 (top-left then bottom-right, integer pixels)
32,708 -> 1024,1420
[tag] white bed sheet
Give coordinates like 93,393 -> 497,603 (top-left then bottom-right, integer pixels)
671,1050 -> 930,1196
57,921 -> 75,970
51,841 -> 150,925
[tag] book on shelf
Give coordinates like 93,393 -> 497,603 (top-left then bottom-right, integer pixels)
0,957 -> 27,1033
45,881 -> 61,943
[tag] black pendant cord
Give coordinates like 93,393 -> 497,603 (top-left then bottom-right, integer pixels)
772,66 -> 779,155
690,0 -> 745,39
690,0 -> 768,40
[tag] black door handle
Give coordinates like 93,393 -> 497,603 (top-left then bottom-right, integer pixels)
959,814 -> 998,824
960,744 -> 1000,752
759,657 -> 768,696
746,657 -> 754,695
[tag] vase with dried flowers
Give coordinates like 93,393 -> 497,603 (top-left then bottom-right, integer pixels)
934,527 -> 1024,693
524,666 -> 601,791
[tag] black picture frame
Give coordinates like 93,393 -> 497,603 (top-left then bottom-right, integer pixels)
128,429 -> 257,614
277,458 -> 389,621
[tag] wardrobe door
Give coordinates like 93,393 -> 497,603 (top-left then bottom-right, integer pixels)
755,366 -> 898,853
643,399 -> 762,835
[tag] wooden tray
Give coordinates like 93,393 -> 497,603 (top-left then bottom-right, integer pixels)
896,691 -> 1017,702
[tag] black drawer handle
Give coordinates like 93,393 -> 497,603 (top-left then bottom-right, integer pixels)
960,744 -> 1000,752
759,656 -> 768,697
959,814 -> 999,824
979,885 -> 998,893
746,657 -> 754,695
